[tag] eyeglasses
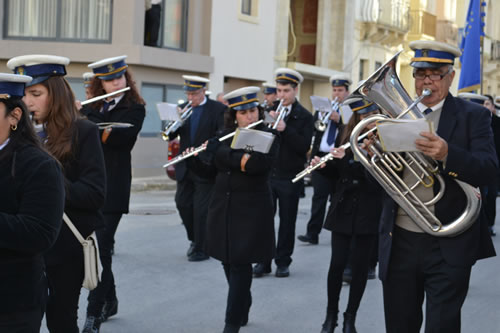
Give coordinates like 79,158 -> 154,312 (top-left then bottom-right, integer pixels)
413,68 -> 452,81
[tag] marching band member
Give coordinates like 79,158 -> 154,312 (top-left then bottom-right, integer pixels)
8,55 -> 107,333
316,99 -> 382,333
253,68 -> 313,278
380,40 -> 497,333
297,74 -> 351,245
167,75 -> 225,262
206,87 -> 279,333
261,82 -> 277,111
483,94 -> 499,236
83,55 -> 146,331
83,72 -> 95,100
0,73 -> 65,332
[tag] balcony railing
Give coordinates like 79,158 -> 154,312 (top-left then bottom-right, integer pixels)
358,0 -> 410,32
409,10 -> 437,38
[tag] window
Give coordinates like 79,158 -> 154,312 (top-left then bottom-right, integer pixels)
241,0 -> 251,15
359,59 -> 368,81
238,0 -> 259,23
4,0 -> 112,42
66,78 -> 86,102
141,83 -> 185,137
159,0 -> 188,50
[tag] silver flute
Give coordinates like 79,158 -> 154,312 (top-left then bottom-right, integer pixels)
162,119 -> 264,168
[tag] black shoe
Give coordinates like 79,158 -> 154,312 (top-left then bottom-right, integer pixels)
297,233 -> 319,245
342,267 -> 352,283
241,294 -> 252,326
253,263 -> 271,277
82,315 -> 101,333
223,323 -> 240,333
320,311 -> 338,333
101,298 -> 118,322
275,265 -> 290,278
342,312 -> 357,333
367,267 -> 376,280
186,242 -> 195,257
188,251 -> 209,262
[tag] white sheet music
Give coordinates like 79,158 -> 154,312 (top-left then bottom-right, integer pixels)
310,96 -> 332,112
231,128 -> 275,153
156,102 -> 179,121
376,118 -> 434,152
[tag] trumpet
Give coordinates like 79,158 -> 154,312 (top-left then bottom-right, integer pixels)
161,102 -> 193,141
163,119 -> 264,168
292,88 -> 432,183
270,99 -> 286,130
314,97 -> 339,132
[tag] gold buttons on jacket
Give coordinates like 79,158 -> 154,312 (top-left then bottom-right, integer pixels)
448,171 -> 458,177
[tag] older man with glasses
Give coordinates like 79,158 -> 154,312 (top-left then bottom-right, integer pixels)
378,40 -> 497,333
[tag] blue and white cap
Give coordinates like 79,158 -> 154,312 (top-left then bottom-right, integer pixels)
346,98 -> 379,114
458,92 -> 488,105
275,68 -> 304,85
88,55 -> 128,80
83,72 -> 95,88
329,74 -> 352,88
262,82 -> 277,94
224,86 -> 260,111
182,75 -> 209,91
7,55 -> 69,87
409,40 -> 461,69
0,73 -> 32,99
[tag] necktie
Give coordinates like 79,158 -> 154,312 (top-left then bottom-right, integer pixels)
423,108 -> 433,115
190,106 -> 203,142
326,115 -> 338,145
101,100 -> 115,113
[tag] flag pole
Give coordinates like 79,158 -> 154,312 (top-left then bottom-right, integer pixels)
480,2 -> 485,94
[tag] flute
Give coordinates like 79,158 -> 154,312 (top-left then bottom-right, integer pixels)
81,87 -> 131,106
163,119 -> 264,168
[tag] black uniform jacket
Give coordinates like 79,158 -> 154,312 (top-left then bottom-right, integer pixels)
207,124 -> 279,264
86,95 -> 145,214
0,142 -> 64,313
321,128 -> 382,235
378,94 -> 498,281
45,119 -> 106,266
271,100 -> 313,179
169,99 -> 226,182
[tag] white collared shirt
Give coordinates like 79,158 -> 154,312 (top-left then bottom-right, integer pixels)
319,119 -> 338,153
107,93 -> 125,112
0,138 -> 10,151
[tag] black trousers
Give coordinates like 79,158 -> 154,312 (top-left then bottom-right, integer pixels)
0,306 -> 44,333
383,226 -> 472,333
175,172 -> 214,253
484,182 -> 497,227
87,214 -> 119,317
269,178 -> 303,267
222,263 -> 252,326
305,171 -> 335,237
45,256 -> 84,333
326,232 -> 376,315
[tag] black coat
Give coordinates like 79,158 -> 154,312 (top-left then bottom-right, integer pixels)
44,119 -> 106,266
378,94 -> 498,281
0,143 -> 64,313
86,95 -> 145,213
207,125 -> 279,264
271,100 -> 313,179
322,148 -> 382,235
169,99 -> 226,182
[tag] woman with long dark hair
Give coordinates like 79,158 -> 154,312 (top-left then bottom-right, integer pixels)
0,73 -> 65,332
7,55 -> 107,333
317,99 -> 382,333
83,56 -> 145,331
205,87 -> 279,333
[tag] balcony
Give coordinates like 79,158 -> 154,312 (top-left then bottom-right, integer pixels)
358,0 -> 410,46
409,9 -> 437,39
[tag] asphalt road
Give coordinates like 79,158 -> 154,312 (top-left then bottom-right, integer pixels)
41,186 -> 500,333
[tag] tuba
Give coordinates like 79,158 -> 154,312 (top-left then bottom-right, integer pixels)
346,51 -> 481,237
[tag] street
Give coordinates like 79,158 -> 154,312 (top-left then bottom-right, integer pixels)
42,186 -> 500,333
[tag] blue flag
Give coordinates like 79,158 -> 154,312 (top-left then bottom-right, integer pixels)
458,0 -> 485,93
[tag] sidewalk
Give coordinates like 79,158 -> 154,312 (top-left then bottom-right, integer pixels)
131,175 -> 176,192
